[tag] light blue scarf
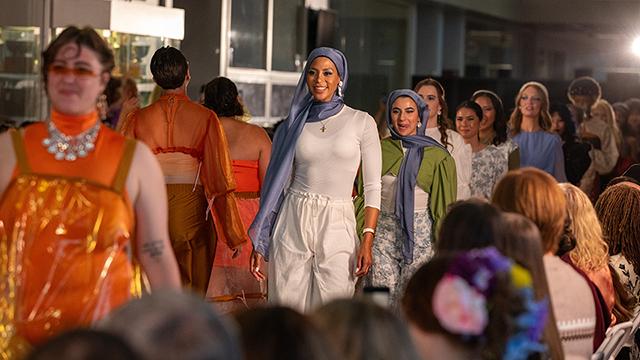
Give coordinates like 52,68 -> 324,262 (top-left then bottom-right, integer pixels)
249,47 -> 348,259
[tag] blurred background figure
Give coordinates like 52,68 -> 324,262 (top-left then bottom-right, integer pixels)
550,103 -> 592,187
27,329 -> 140,360
203,76 -> 272,312
234,306 -> 336,360
101,290 -> 241,360
312,299 -> 420,360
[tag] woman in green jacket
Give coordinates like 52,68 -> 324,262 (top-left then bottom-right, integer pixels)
356,89 -> 457,308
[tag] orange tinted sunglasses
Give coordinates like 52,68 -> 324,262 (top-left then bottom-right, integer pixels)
48,64 -> 100,78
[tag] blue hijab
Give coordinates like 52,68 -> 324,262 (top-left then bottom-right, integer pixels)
386,89 -> 447,264
249,47 -> 348,259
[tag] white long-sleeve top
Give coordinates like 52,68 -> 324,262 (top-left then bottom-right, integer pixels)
291,105 -> 382,209
425,127 -> 472,200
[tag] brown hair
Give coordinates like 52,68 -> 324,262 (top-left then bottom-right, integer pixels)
595,184 -> 640,272
491,168 -> 566,254
414,78 -> 450,148
508,82 -> 553,136
42,26 -> 114,88
496,213 -> 564,360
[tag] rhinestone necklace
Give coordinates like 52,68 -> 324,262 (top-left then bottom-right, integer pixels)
42,119 -> 101,161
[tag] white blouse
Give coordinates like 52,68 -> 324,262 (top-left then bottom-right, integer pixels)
425,127 -> 472,200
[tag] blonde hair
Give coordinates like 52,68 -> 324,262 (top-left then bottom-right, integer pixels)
491,168 -> 566,254
592,99 -> 623,151
559,183 -> 609,272
509,82 -> 552,136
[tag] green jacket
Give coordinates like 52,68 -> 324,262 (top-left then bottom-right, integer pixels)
354,138 -> 457,240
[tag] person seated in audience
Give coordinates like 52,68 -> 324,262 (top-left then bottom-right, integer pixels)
100,290 -> 241,360
27,329 -> 140,360
435,199 -> 504,253
234,306 -> 336,360
492,167 -> 596,358
401,248 -> 547,360
595,183 -> 640,307
312,298 -> 420,360
497,213 -> 565,360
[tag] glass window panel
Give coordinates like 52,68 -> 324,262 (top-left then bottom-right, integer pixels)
230,0 -> 266,69
236,82 -> 266,117
271,84 -> 295,118
272,0 -> 304,72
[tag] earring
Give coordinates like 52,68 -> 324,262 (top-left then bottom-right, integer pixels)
417,123 -> 422,128
337,80 -> 344,97
97,94 -> 108,121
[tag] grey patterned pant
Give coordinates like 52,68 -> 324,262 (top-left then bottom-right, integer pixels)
366,209 -> 434,309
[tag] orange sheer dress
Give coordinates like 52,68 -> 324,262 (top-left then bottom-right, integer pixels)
207,159 -> 265,312
0,111 -> 138,355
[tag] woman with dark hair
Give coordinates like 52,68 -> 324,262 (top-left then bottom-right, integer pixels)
414,78 -> 472,199
356,89 -> 456,308
0,26 -> 181,354
249,48 -> 382,312
550,103 -> 592,186
509,82 -> 567,181
455,101 -> 509,199
435,199 -> 504,252
203,77 -> 272,312
471,90 -> 519,170
402,248 -> 547,360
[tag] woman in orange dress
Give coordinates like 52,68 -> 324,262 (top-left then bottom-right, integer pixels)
203,77 -> 272,313
0,26 -> 181,356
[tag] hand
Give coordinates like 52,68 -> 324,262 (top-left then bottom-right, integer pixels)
355,235 -> 373,277
250,250 -> 267,281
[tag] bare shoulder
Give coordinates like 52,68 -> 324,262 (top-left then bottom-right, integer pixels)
0,130 -> 17,196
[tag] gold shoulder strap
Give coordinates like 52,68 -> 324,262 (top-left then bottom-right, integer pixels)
9,128 -> 31,174
111,138 -> 137,194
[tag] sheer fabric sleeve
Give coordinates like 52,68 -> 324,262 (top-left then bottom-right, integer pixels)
552,137 -> 568,182
201,111 -> 247,249
429,154 -> 457,233
360,114 -> 382,209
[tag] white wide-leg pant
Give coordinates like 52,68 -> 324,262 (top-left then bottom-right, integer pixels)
268,189 -> 358,313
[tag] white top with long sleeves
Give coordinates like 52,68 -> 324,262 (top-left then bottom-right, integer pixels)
291,105 -> 382,209
425,127 -> 471,200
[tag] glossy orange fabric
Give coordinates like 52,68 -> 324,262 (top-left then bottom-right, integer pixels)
208,160 -> 264,312
124,93 -> 246,249
0,118 -> 135,349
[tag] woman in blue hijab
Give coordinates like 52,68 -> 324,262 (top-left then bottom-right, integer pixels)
249,48 -> 382,312
356,89 -> 457,308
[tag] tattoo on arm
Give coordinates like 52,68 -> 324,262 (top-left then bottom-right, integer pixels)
142,240 -> 165,259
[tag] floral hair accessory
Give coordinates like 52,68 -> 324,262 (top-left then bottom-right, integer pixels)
431,247 -> 548,360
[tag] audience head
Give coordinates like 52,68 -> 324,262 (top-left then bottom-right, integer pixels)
495,212 -> 564,360
312,299 -> 420,360
550,103 -> 577,143
471,90 -> 507,145
27,328 -> 139,360
492,168 -> 567,254
436,199 -> 504,253
625,98 -> 640,136
203,77 -> 244,117
509,82 -> 552,135
150,46 -> 189,90
559,183 -> 608,273
595,183 -> 640,264
234,306 -> 336,360
567,76 -> 602,112
100,290 -> 241,360
402,248 -> 547,360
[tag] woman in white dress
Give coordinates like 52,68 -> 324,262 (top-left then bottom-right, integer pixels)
249,48 -> 382,312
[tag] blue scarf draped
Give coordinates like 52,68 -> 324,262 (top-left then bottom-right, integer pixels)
249,47 -> 348,259
386,89 -> 447,264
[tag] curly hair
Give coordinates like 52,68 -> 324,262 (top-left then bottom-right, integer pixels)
559,183 -> 609,272
414,78 -> 451,148
508,82 -> 553,136
471,90 -> 508,146
595,184 -> 640,273
203,77 -> 244,117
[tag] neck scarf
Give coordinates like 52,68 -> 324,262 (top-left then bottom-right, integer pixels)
249,47 -> 348,259
386,89 -> 447,264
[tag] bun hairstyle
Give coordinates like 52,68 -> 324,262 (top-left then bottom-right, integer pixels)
204,77 -> 245,117
402,248 -> 548,360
